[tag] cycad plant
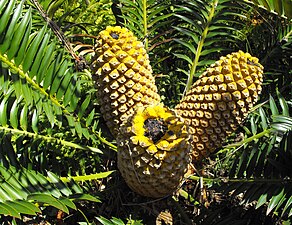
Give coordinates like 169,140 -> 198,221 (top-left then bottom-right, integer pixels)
0,0 -> 291,224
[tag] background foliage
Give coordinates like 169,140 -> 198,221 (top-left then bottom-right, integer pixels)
0,0 -> 291,224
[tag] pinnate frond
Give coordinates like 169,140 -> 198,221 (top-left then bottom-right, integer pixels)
0,165 -> 100,219
0,0 -> 116,151
173,0 -> 251,94
209,94 -> 292,218
117,0 -> 174,50
244,0 -> 292,19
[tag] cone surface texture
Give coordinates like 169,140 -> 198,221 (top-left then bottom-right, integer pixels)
117,105 -> 192,198
175,51 -> 264,161
92,26 -> 161,137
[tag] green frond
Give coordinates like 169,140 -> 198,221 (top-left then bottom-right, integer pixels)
260,22 -> 292,93
0,63 -> 106,155
244,0 -> 292,20
60,171 -> 115,183
117,0 -> 174,50
0,165 -> 100,219
208,94 -> 292,218
0,0 -> 116,152
43,0 -> 115,35
173,0 -> 251,95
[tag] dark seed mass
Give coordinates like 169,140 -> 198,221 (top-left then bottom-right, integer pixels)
144,118 -> 168,143
110,32 -> 119,39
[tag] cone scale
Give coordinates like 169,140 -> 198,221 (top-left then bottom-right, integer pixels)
175,51 -> 264,161
91,26 -> 160,137
117,105 -> 192,198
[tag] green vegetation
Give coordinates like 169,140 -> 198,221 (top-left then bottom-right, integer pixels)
0,0 -> 291,224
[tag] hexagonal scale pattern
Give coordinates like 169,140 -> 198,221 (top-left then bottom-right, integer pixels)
117,105 -> 192,198
91,26 -> 161,137
175,51 -> 264,162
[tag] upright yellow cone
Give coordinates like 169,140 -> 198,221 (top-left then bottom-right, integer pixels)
91,26 -> 161,137
117,104 -> 192,198
175,51 -> 264,161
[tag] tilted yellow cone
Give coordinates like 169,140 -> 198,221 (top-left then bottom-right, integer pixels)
91,26 -> 161,137
117,104 -> 192,198
175,51 -> 264,161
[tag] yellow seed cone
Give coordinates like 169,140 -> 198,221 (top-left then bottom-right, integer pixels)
117,104 -> 192,198
91,26 -> 161,137
175,51 -> 264,161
